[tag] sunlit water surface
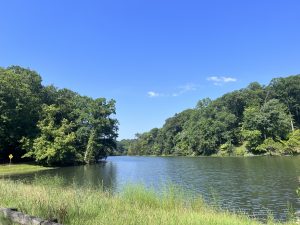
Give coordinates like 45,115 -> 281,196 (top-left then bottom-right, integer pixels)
5,156 -> 300,221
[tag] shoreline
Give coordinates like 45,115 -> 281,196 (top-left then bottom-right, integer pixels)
117,154 -> 300,158
0,164 -> 54,176
1,179 -> 297,225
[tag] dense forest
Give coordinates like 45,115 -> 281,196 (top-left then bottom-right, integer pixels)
0,66 -> 118,166
117,75 -> 300,156
1,66 -> 299,166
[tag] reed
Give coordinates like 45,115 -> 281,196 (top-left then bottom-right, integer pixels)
0,179 -> 297,225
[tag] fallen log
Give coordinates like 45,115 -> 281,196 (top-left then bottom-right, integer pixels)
0,208 -> 62,225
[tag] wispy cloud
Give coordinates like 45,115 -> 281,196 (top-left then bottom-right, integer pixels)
147,91 -> 161,98
207,76 -> 237,86
172,83 -> 197,97
147,83 -> 198,98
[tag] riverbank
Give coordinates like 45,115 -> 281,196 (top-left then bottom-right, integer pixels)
125,153 -> 299,158
0,164 -> 53,176
0,179 -> 298,225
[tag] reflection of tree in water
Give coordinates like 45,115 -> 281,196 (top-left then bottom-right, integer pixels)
82,162 -> 117,191
5,157 -> 300,222
5,163 -> 117,192
55,162 -> 118,191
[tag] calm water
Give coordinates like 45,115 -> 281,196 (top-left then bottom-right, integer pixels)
5,156 -> 300,221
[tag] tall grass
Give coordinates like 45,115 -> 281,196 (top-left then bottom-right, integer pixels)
0,179 -> 297,225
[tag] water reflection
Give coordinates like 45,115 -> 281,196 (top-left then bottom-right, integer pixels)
4,156 -> 300,221
6,162 -> 117,191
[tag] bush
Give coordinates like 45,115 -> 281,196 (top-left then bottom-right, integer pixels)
242,130 -> 262,153
233,143 -> 248,156
284,130 -> 300,154
256,138 -> 285,155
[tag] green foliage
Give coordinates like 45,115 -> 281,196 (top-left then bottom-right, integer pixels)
219,142 -> 234,156
2,65 -> 300,159
256,138 -> 285,155
242,99 -> 292,153
23,105 -> 79,166
241,130 -> 262,152
121,75 -> 300,157
268,76 -> 300,127
84,131 -> 100,164
242,100 -> 291,140
0,66 -> 118,165
284,130 -> 300,154
0,66 -> 43,161
232,143 -> 248,156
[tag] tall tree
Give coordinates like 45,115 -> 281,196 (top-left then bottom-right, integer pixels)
0,66 -> 118,165
23,105 -> 79,166
124,75 -> 300,157
242,99 -> 292,152
268,76 -> 300,129
0,66 -> 43,161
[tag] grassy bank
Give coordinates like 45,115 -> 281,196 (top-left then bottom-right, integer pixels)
0,180 -> 297,225
0,164 -> 53,176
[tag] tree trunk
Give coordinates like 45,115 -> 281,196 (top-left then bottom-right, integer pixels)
291,119 -> 295,132
289,111 -> 295,132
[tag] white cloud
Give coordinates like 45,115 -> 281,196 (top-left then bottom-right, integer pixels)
207,76 -> 237,86
223,77 -> 237,82
147,91 -> 160,98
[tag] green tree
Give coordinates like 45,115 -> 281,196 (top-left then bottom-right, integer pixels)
23,105 -> 79,166
0,66 -> 43,161
268,75 -> 300,128
284,130 -> 300,154
182,105 -> 237,155
241,129 -> 262,152
256,138 -> 285,155
243,100 -> 291,139
242,99 -> 292,152
116,139 -> 133,155
84,130 -> 100,164
122,75 -> 300,157
0,66 -> 118,165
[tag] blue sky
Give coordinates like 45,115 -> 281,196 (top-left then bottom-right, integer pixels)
1,0 -> 300,140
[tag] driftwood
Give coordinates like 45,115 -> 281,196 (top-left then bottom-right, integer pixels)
0,208 -> 62,225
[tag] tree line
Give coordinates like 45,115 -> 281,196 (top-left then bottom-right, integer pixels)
0,66 -> 118,166
117,75 -> 300,156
